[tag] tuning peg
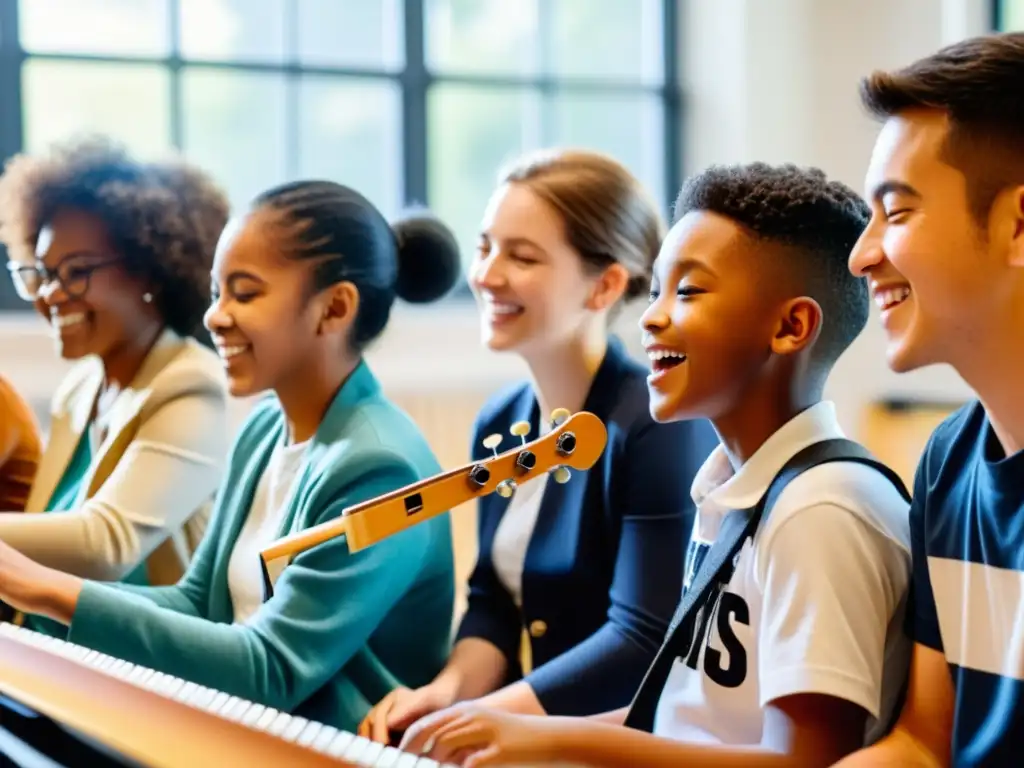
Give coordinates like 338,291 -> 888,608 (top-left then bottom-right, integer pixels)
482,433 -> 503,457
467,464 -> 491,488
550,408 -> 570,427
496,479 -> 517,498
510,421 -> 531,442
508,421 -> 535,474
556,431 -> 577,456
551,466 -> 571,484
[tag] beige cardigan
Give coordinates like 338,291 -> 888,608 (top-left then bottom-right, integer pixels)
2,329 -> 230,585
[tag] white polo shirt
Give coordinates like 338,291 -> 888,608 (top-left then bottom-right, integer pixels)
652,401 -> 911,747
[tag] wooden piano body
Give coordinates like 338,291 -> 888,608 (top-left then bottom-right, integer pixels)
0,625 -> 446,767
0,625 -> 594,767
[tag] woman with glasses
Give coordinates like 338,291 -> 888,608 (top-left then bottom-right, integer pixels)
0,136 -> 231,635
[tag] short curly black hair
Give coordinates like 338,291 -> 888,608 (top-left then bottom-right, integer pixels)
0,135 -> 230,338
674,163 -> 870,369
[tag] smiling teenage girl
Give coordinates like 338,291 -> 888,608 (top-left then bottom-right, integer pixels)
0,179 -> 461,734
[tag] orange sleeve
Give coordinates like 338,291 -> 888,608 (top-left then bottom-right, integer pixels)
0,375 -> 42,511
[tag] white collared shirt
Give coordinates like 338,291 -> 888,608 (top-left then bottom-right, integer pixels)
653,401 -> 912,747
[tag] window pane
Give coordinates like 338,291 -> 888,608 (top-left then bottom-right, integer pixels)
296,77 -> 403,218
179,0 -> 286,62
181,68 -> 287,210
19,0 -> 171,57
548,91 -> 666,212
296,0 -> 404,70
999,0 -> 1024,29
428,85 -> 542,263
550,0 -> 664,84
22,60 -> 172,159
425,0 -> 540,77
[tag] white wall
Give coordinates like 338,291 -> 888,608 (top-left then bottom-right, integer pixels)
0,0 -> 993,438
678,0 -> 988,433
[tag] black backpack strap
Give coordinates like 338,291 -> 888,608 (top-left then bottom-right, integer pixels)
623,438 -> 909,732
622,504 -> 760,731
768,438 -> 911,507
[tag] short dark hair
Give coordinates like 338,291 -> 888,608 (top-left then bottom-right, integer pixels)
860,32 -> 1024,225
253,180 -> 461,351
0,136 -> 230,339
674,163 -> 870,369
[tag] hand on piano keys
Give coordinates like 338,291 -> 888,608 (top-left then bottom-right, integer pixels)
0,622 -> 458,767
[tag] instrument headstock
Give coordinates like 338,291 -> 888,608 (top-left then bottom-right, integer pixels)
258,409 -> 608,598
471,407 -> 603,499
340,409 -> 607,550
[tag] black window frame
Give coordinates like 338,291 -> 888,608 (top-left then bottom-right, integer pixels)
0,0 -> 682,309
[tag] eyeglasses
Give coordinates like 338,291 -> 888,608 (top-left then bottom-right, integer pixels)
6,256 -> 121,302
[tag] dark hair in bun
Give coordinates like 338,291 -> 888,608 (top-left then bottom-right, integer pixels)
253,180 -> 462,351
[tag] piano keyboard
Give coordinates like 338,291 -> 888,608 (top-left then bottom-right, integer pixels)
0,622 -> 455,767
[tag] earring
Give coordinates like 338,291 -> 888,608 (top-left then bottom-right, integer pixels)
143,292 -> 153,303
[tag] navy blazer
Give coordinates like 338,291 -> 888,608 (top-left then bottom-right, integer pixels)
455,337 -> 718,715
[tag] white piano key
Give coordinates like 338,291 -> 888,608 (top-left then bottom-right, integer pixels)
187,686 -> 218,710
213,693 -> 239,716
206,690 -> 230,713
113,662 -> 137,680
266,712 -> 294,737
45,638 -> 74,658
222,697 -> 251,722
342,734 -> 380,764
390,754 -> 421,768
174,680 -> 199,703
144,671 -> 167,690
280,716 -> 309,742
239,703 -> 267,728
295,720 -> 323,747
310,725 -> 340,753
353,739 -> 385,765
156,675 -> 185,698
374,746 -> 404,767
254,707 -> 280,731
324,729 -> 355,757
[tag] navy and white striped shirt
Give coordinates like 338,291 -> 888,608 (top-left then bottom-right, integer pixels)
910,400 -> 1024,766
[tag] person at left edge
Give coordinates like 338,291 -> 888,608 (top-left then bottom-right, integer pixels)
0,138 -> 231,637
0,179 -> 462,733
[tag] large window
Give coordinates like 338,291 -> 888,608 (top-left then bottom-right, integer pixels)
0,0 -> 679,309
995,0 -> 1024,29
